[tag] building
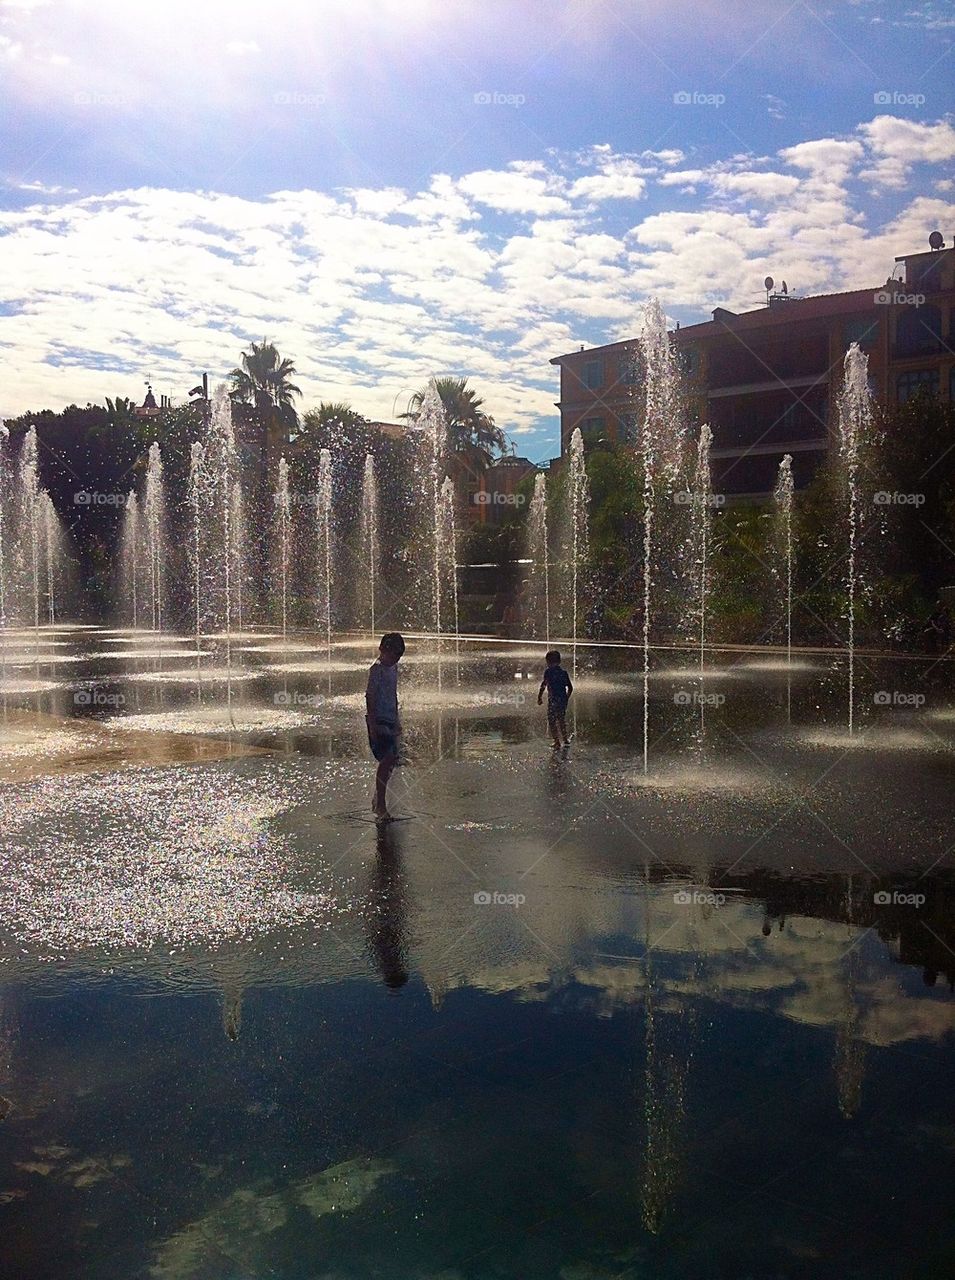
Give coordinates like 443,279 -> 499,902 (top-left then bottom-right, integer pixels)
457,454 -> 539,526
550,234 -> 955,499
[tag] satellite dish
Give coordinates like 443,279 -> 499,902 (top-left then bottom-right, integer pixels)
781,280 -> 788,294
929,230 -> 944,250
764,276 -> 774,291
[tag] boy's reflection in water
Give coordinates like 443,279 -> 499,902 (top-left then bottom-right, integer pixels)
366,820 -> 410,991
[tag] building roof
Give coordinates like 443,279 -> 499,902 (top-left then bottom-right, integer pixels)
550,281 -> 892,365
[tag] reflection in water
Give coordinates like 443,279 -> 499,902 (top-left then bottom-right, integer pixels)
834,877 -> 867,1120
365,821 -> 410,991
223,988 -> 243,1042
640,866 -> 704,1234
0,989 -> 16,1120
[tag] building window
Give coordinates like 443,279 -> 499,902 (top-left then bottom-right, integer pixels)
620,356 -> 640,385
896,304 -> 942,357
897,369 -> 939,403
578,415 -> 605,446
844,317 -> 878,349
910,258 -> 943,293
582,359 -> 603,389
681,347 -> 700,377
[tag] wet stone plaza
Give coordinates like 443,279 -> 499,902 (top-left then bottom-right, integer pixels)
1,627 -> 953,1279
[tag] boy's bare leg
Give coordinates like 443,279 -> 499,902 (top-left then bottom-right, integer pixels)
557,713 -> 569,746
374,750 -> 396,818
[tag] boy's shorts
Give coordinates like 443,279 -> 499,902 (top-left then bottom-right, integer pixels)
547,698 -> 568,726
368,721 -> 398,761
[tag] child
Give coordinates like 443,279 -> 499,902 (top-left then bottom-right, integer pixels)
366,632 -> 405,820
537,649 -> 573,748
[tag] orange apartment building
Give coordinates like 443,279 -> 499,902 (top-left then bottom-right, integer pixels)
550,235 -> 955,498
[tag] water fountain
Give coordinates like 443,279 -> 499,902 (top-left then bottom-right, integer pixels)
773,454 -> 794,665
315,448 -> 333,681
526,472 -> 550,644
838,344 -> 872,736
143,443 -> 165,633
40,492 -> 60,625
17,428 -> 42,640
188,442 -> 205,650
231,480 -> 246,636
205,388 -> 240,715
119,491 -> 141,629
638,300 -> 689,772
690,424 -> 713,732
439,475 -> 460,677
361,454 -> 379,636
416,380 -> 448,635
567,428 -> 589,680
274,457 -> 291,646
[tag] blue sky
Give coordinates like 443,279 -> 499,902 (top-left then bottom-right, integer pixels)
1,0 -> 953,458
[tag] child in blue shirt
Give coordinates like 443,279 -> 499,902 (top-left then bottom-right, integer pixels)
366,632 -> 405,819
537,649 -> 573,748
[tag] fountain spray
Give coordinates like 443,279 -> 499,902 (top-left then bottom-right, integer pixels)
188,442 -> 204,653
692,424 -> 713,733
144,442 -> 165,633
528,472 -> 550,645
361,453 -> 379,636
568,428 -> 589,681
316,448 -> 333,687
275,458 -> 291,646
440,476 -> 460,677
838,345 -> 872,736
773,455 -> 794,666
638,303 -> 681,772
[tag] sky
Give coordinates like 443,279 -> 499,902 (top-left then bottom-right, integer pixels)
0,0 -> 953,460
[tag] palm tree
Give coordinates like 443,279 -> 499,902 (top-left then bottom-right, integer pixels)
402,376 -> 507,468
229,339 -> 302,427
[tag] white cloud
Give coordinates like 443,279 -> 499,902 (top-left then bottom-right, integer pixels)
712,171 -> 802,200
456,168 -> 569,216
656,169 -> 706,188
225,40 -> 260,55
858,116 -> 955,189
779,137 -> 864,184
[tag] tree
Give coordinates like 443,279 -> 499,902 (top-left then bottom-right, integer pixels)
104,395 -> 137,424
229,339 -> 302,427
403,376 -> 507,468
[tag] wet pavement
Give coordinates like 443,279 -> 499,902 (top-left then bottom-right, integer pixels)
0,628 -> 953,1278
